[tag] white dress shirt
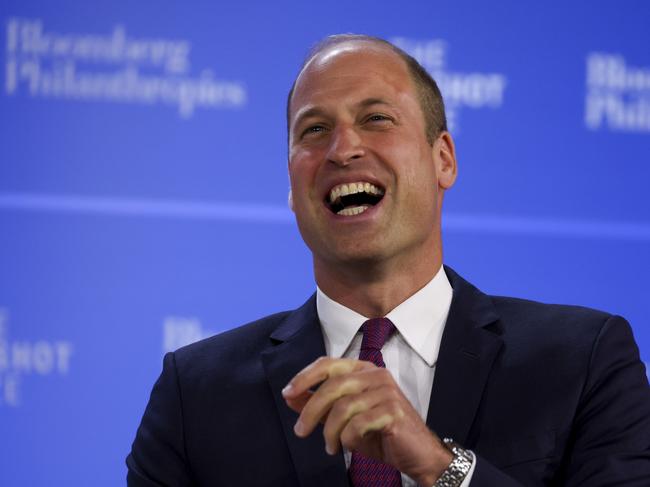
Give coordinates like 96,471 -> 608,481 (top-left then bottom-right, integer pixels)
316,266 -> 475,487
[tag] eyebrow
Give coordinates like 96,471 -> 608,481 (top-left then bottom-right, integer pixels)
292,107 -> 328,131
292,98 -> 395,131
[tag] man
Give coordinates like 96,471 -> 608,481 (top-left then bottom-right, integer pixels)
127,35 -> 650,486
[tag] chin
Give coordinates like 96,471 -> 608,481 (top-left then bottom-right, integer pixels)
324,243 -> 390,267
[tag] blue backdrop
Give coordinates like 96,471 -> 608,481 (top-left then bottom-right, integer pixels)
1,1 -> 649,485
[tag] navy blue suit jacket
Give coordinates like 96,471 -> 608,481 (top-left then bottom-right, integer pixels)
127,267 -> 650,486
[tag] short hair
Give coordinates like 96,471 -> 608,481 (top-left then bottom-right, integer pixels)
286,34 -> 447,145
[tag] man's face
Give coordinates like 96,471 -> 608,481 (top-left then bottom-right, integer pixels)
288,42 -> 456,269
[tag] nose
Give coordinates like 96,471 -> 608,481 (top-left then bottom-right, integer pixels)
326,125 -> 365,166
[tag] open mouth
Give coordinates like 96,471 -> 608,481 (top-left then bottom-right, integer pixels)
326,181 -> 385,216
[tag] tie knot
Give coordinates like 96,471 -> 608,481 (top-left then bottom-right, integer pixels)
360,317 -> 396,352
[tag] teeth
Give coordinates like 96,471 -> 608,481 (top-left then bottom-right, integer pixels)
328,181 -> 385,204
337,205 -> 370,216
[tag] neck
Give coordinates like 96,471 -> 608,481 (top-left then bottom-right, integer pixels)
314,246 -> 443,318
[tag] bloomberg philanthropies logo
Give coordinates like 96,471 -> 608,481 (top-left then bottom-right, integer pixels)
0,308 -> 73,407
585,52 -> 650,133
391,37 -> 507,133
4,18 -> 247,118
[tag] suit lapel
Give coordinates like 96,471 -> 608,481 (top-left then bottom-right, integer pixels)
261,296 -> 349,487
426,267 -> 503,446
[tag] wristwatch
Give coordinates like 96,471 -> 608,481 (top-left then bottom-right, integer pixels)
434,438 -> 473,487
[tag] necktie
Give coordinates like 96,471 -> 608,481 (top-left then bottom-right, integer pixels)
348,318 -> 402,487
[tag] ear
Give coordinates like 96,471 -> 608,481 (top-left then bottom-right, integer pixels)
433,131 -> 458,190
288,188 -> 295,212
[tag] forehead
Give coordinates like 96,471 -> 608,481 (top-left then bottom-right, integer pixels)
290,43 -> 417,121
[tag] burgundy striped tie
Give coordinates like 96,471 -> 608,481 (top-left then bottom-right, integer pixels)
348,318 -> 402,487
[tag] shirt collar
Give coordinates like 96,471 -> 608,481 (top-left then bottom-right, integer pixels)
316,266 -> 453,366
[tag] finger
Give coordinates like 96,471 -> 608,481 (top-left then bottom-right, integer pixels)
294,371 -> 369,437
282,357 -> 372,399
284,389 -> 313,413
322,383 -> 394,455
303,368 -> 392,427
339,405 -> 398,454
286,392 -> 335,425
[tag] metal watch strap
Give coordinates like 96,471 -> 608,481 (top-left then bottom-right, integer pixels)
434,438 -> 473,487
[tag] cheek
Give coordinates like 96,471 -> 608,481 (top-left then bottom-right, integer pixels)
396,154 -> 438,204
289,149 -> 321,187
288,160 -> 311,191
386,144 -> 434,181
289,166 -> 321,211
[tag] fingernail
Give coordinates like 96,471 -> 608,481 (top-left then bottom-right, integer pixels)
294,419 -> 304,436
282,384 -> 293,396
325,444 -> 335,455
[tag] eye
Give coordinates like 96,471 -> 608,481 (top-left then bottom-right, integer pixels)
365,113 -> 392,124
301,125 -> 328,138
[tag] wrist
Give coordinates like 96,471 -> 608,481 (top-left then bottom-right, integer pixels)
413,438 -> 454,487
431,438 -> 473,487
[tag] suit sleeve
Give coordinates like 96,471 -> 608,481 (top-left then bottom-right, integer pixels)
126,352 -> 193,487
469,315 -> 650,486
561,315 -> 650,485
458,452 -> 526,487
468,455 -> 524,486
